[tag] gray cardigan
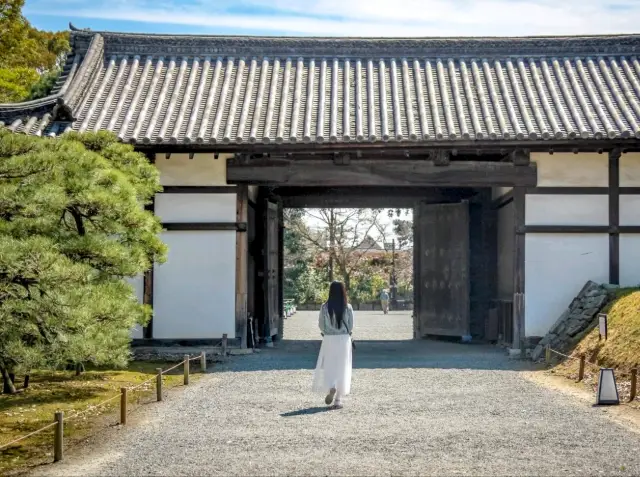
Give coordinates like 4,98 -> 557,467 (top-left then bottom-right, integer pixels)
318,303 -> 354,335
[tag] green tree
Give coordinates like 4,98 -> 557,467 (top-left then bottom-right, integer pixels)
0,129 -> 167,394
0,0 -> 70,102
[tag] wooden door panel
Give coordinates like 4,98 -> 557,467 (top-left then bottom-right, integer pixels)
265,201 -> 280,337
417,202 -> 470,338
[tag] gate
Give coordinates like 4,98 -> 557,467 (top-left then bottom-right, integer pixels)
415,202 -> 470,339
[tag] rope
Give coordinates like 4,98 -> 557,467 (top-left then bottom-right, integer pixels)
1,357 -> 194,451
0,421 -> 57,451
66,394 -> 121,422
549,348 -> 581,362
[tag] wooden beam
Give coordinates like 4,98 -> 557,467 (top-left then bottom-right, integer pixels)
518,225 -> 640,234
527,186 -> 640,195
161,186 -> 238,194
609,148 -> 620,285
277,187 -> 477,208
236,184 -> 249,348
226,158 -> 538,187
162,222 -> 247,231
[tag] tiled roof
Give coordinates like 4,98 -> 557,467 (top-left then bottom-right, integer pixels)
3,31 -> 640,145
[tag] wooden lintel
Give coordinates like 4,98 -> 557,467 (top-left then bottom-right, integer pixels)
226,158 -> 537,187
162,222 -> 247,231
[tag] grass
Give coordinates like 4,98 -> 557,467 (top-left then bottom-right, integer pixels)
548,287 -> 640,407
0,360 -> 204,475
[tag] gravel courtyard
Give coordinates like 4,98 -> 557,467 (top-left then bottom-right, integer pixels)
32,311 -> 640,476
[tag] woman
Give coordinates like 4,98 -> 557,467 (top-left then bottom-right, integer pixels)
311,281 -> 353,409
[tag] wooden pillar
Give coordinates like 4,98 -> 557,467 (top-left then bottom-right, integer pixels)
143,151 -> 156,339
277,200 -> 285,340
236,184 -> 249,348
513,187 -> 526,350
609,149 -> 620,285
511,149 -> 529,351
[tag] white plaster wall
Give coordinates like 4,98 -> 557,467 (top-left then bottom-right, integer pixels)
525,234 -> 609,337
126,275 -> 144,339
620,196 -> 640,225
620,235 -> 640,287
620,153 -> 640,187
532,153 -> 608,187
492,186 -> 513,200
525,195 -> 609,226
155,193 -> 236,223
153,230 -> 236,339
155,153 -> 232,186
497,203 -> 514,299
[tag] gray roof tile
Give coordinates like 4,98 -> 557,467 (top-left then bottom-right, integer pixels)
3,31 -> 640,144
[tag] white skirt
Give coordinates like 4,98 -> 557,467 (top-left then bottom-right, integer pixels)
311,334 -> 352,395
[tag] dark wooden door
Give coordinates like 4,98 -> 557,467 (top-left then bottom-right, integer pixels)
416,202 -> 470,338
265,200 -> 280,338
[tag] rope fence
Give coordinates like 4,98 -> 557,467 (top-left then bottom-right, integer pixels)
544,344 -> 638,404
0,351 -> 209,463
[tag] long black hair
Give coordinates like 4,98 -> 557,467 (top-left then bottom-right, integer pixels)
327,281 -> 348,329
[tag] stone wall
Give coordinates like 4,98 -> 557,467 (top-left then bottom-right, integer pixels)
531,281 -> 611,361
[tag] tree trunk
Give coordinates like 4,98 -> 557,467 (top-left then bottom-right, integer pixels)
1,367 -> 17,394
23,374 -> 30,389
75,362 -> 85,376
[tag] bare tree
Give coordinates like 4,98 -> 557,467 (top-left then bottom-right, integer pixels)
290,208 -> 388,291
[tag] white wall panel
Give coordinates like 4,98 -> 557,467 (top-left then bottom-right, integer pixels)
153,231 -> 236,339
620,195 -> 640,225
126,275 -> 144,339
532,153 -> 608,187
620,235 -> 640,287
155,153 -> 232,186
497,203 -> 514,299
155,193 -> 236,223
525,195 -> 608,226
525,234 -> 609,337
620,153 -> 640,187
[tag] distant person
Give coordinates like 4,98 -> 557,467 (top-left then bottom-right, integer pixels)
380,289 -> 390,314
312,281 -> 354,409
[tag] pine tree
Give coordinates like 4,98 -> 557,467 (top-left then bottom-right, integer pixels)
0,129 -> 167,393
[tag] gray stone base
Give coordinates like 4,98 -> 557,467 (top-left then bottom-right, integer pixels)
531,280 -> 611,362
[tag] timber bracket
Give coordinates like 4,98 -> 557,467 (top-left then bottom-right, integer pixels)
430,150 -> 450,166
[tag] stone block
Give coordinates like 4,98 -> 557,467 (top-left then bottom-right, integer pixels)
532,344 -> 545,361
549,309 -> 571,333
581,307 -> 600,319
566,321 -> 585,337
539,333 -> 556,346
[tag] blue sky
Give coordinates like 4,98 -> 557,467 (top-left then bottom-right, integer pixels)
23,0 -> 640,37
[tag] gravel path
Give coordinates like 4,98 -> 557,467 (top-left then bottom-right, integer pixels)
31,311 -> 640,476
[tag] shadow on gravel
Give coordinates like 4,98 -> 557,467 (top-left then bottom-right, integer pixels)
280,406 -> 333,417
219,339 -> 533,374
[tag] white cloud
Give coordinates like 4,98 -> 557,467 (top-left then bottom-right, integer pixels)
28,0 -> 640,36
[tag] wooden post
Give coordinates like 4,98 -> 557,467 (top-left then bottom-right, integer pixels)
120,388 -> 127,425
578,355 -> 586,382
156,368 -> 163,402
609,149 -> 620,285
54,411 -> 63,462
545,344 -> 551,364
513,185 -> 526,351
222,334 -> 228,356
630,368 -> 638,403
236,183 -> 249,348
183,355 -> 190,385
200,352 -> 207,372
